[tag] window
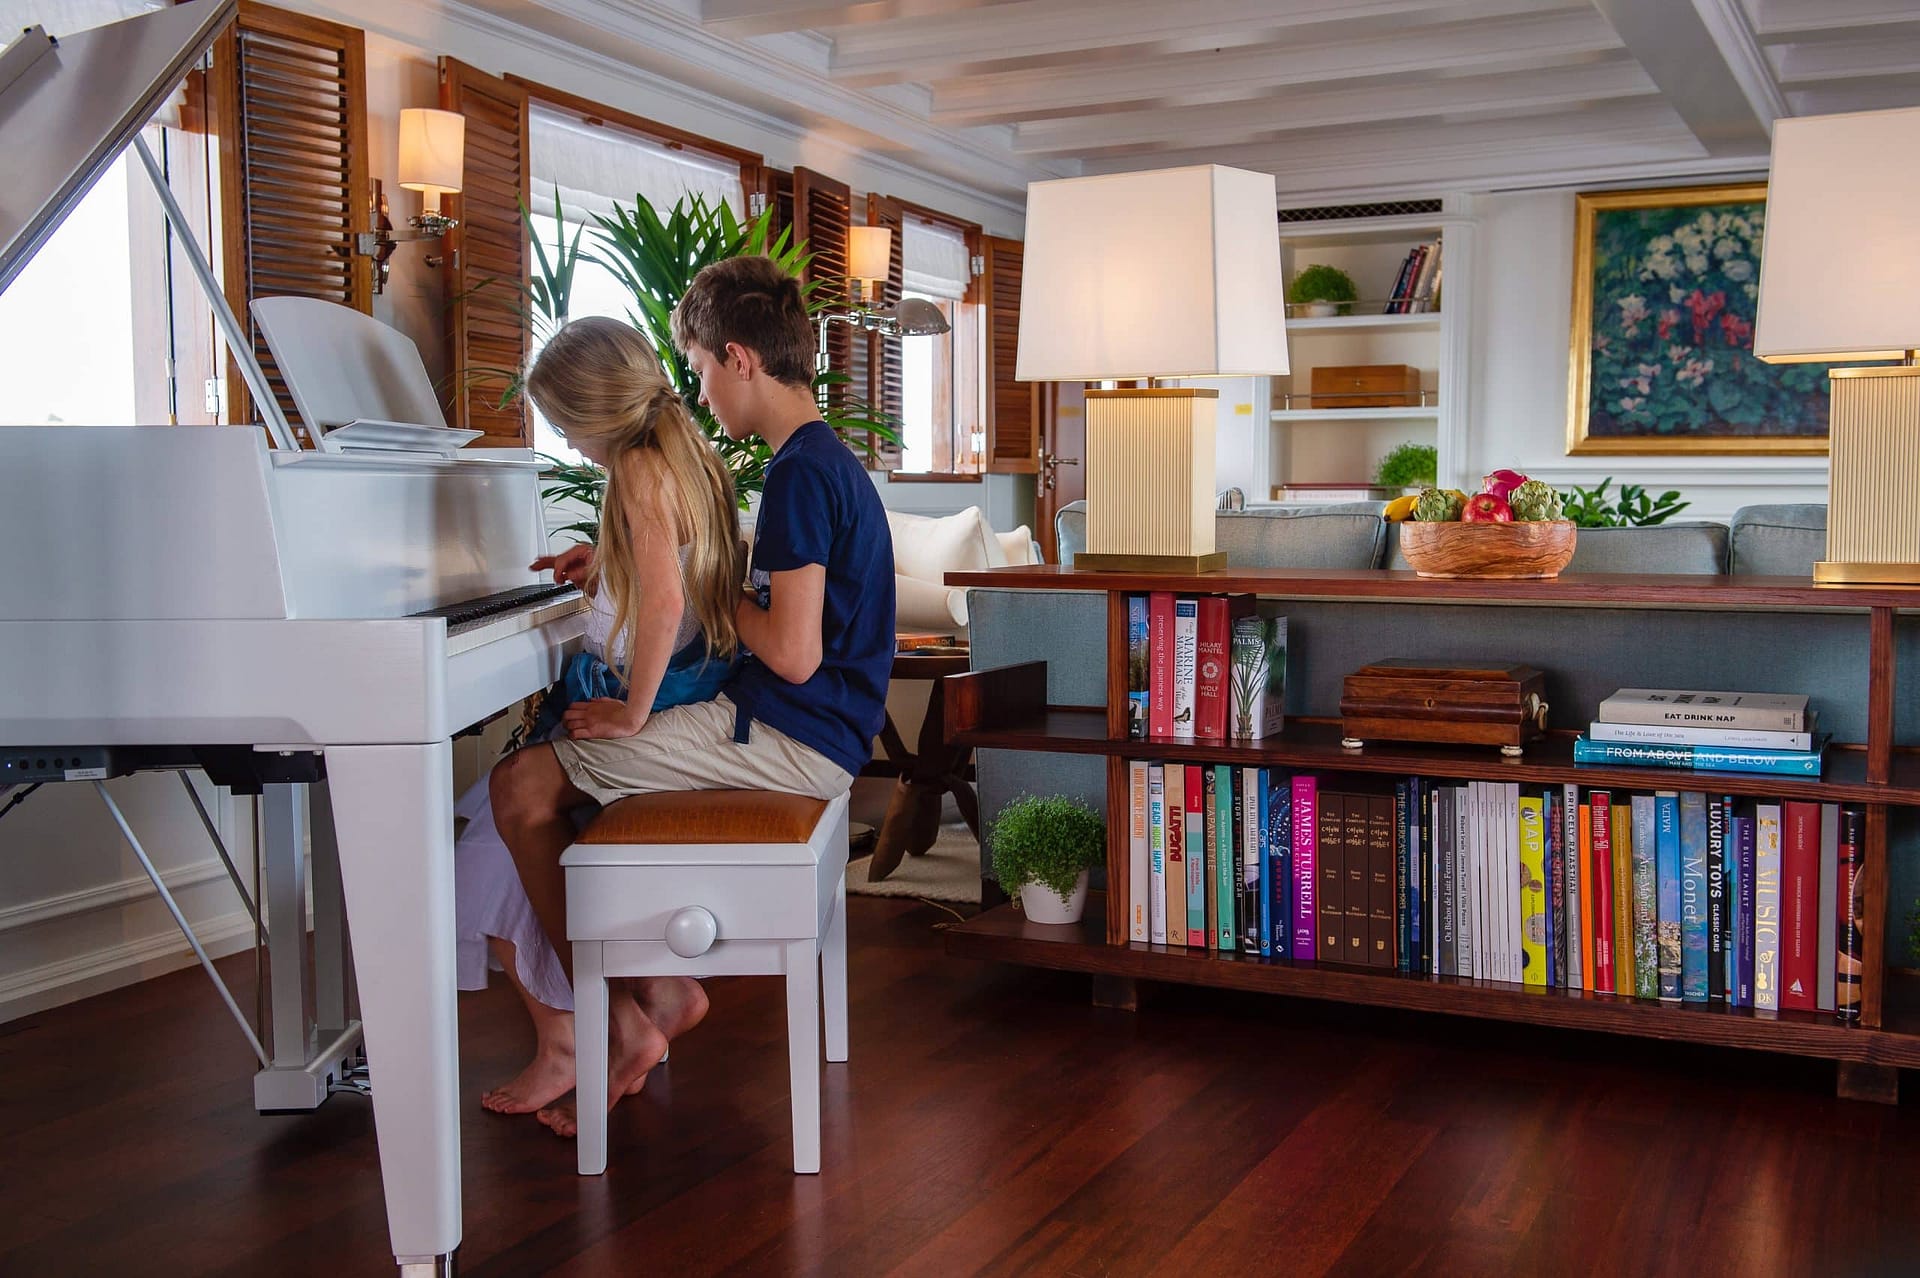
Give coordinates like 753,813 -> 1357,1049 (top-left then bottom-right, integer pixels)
524,101 -> 746,463
898,215 -> 979,474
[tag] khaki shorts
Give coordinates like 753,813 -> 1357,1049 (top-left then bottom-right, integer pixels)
549,694 -> 852,806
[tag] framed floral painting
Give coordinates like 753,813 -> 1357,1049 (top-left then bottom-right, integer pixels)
1566,183 -> 1835,455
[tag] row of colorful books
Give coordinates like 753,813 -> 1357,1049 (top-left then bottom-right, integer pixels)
1126,763 -> 1865,1021
1573,688 -> 1827,777
1124,593 -> 1287,742
1385,240 -> 1441,314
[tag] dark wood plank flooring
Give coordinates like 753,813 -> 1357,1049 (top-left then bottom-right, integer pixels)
3,898 -> 1919,1276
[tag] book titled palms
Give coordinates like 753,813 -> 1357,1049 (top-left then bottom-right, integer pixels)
1229,614 -> 1287,739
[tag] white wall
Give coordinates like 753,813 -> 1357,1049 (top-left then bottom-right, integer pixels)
1468,186 -> 1828,524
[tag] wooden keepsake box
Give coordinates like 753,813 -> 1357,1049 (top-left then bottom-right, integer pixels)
1339,659 -> 1549,757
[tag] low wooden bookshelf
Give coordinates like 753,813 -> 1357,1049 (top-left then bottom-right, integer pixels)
940,567 -> 1920,1101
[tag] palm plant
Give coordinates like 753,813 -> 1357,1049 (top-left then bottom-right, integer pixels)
588,192 -> 897,506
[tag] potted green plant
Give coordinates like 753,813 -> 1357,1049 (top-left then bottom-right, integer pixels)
1374,441 -> 1437,491
989,795 -> 1105,924
1286,263 -> 1358,318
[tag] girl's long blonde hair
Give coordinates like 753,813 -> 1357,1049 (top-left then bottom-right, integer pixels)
526,317 -> 742,677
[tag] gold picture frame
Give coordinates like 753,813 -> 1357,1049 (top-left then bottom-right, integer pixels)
1567,182 -> 1831,456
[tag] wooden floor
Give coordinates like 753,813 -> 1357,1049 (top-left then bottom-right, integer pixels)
4,897 -> 1919,1277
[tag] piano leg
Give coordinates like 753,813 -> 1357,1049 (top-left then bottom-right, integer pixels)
325,741 -> 462,1274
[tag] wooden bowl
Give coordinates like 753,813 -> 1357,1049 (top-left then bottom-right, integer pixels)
1398,519 -> 1577,579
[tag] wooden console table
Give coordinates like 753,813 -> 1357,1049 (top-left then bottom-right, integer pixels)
939,566 -> 1920,1101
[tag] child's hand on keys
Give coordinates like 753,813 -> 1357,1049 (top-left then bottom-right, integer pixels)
531,544 -> 593,588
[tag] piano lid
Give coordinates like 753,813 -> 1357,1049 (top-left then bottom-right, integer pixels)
0,0 -> 236,296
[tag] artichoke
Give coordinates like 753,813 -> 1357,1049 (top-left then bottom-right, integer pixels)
1508,478 -> 1563,522
1413,486 -> 1463,522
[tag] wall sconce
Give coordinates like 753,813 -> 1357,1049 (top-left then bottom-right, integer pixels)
353,107 -> 465,294
816,224 -> 950,370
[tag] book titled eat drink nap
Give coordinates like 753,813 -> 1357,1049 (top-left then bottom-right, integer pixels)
1596,689 -> 1809,732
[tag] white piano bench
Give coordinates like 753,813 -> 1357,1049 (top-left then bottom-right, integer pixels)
560,788 -> 850,1177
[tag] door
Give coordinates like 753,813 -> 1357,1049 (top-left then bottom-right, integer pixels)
1035,380 -> 1085,563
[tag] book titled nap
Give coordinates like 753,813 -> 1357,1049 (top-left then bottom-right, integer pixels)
1228,614 -> 1287,739
1596,689 -> 1810,732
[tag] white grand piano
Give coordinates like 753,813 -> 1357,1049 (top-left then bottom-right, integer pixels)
0,3 -> 582,1273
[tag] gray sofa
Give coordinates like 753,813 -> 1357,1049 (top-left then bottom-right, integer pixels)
973,502 -> 1919,926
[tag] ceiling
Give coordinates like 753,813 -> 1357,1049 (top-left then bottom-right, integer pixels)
676,0 -> 1920,206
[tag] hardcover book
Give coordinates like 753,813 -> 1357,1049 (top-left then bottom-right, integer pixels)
1836,806 -> 1865,1022
1128,760 -> 1150,943
1126,595 -> 1150,740
1587,717 -> 1818,752
1193,597 -> 1247,741
1317,791 -> 1345,963
1630,795 -> 1658,1000
1291,775 -> 1318,961
1779,800 -> 1820,1012
1164,764 -> 1187,948
1148,593 -> 1174,739
1654,792 -> 1681,1002
1817,804 -> 1838,1013
1736,812 -> 1757,1007
1229,613 -> 1288,740
1754,804 -> 1783,1013
1148,763 -> 1167,945
1590,793 -> 1615,994
1171,598 -> 1199,739
1454,784 -> 1472,979
1368,794 -> 1397,968
1595,688 -> 1810,731
1519,794 -> 1547,988
1706,796 -> 1728,1003
1265,773 -> 1292,957
1186,765 -> 1206,948
1562,783 -> 1582,990
1612,801 -> 1635,997
1216,764 -> 1238,952
1570,735 -> 1827,776
1241,766 -> 1264,954
1344,794 -> 1371,966
1679,792 -> 1709,1003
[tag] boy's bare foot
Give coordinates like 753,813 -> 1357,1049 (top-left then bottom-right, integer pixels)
537,993 -> 665,1137
634,976 -> 709,1042
480,1040 -> 575,1115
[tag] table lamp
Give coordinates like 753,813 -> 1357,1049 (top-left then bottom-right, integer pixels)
1754,105 -> 1920,584
1016,164 -> 1289,572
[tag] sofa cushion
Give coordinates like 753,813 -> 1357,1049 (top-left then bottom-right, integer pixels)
886,507 -> 995,583
894,572 -> 967,632
995,524 -> 1039,566
1729,504 -> 1826,577
1055,501 -> 1384,569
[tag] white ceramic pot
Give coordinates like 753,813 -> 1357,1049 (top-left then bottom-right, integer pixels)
1306,300 -> 1339,317
1019,870 -> 1090,924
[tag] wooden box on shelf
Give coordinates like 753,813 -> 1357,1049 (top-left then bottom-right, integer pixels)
1307,363 -> 1420,408
1338,658 -> 1549,757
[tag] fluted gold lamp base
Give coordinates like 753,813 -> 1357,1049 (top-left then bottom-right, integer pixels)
1076,388 -> 1227,573
1814,365 -> 1920,585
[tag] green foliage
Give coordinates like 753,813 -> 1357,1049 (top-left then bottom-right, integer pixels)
1558,477 -> 1690,527
1374,441 -> 1437,488
1287,263 -> 1357,306
989,795 -> 1106,897
474,191 -> 899,509
464,191 -> 585,411
538,452 -> 606,543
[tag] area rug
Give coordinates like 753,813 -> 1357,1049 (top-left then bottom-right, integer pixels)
845,820 -> 981,904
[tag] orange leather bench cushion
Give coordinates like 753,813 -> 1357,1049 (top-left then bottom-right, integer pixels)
576,790 -> 829,846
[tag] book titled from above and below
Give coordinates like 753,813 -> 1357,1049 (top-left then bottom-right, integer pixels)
1571,735 -> 1829,776
1596,689 -> 1811,732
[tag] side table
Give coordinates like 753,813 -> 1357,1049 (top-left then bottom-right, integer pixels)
867,650 -> 978,881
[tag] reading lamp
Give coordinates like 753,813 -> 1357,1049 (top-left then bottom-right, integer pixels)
1754,105 -> 1920,584
815,224 -> 951,370
1016,165 -> 1290,572
355,107 -> 466,293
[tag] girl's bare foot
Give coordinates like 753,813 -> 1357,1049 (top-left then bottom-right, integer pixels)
634,976 -> 709,1041
481,1040 -> 574,1114
537,993 -> 665,1137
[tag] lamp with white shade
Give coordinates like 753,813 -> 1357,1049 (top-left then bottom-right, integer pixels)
814,223 -> 950,371
353,106 -> 467,294
1016,164 -> 1290,572
1754,105 -> 1920,584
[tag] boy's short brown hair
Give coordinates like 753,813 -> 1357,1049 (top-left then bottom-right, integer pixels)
671,255 -> 814,388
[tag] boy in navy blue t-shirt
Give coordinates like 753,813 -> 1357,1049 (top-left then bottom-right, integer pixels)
492,255 -> 893,1136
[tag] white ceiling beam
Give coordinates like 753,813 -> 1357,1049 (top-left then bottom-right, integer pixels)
1789,81 -> 1920,115
928,9 -> 1622,125
697,0 -> 1016,38
1747,0 -> 1920,40
826,0 -> 1562,88
1590,0 -> 1772,151
1011,59 -> 1656,158
1690,0 -> 1789,131
1080,101 -> 1711,195
1770,33 -> 1920,84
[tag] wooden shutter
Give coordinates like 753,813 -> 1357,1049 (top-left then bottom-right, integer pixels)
214,2 -> 371,441
983,234 -> 1038,474
765,168 -> 794,241
441,59 -> 530,446
864,194 -> 906,467
793,167 -> 855,445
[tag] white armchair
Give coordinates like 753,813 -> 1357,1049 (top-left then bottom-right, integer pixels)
886,506 -> 1038,635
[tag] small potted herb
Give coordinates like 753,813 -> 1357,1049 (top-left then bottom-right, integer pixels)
989,795 -> 1105,924
1287,263 -> 1358,318
1375,441 -> 1437,491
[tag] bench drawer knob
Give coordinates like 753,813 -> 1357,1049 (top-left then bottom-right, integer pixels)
666,906 -> 718,958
